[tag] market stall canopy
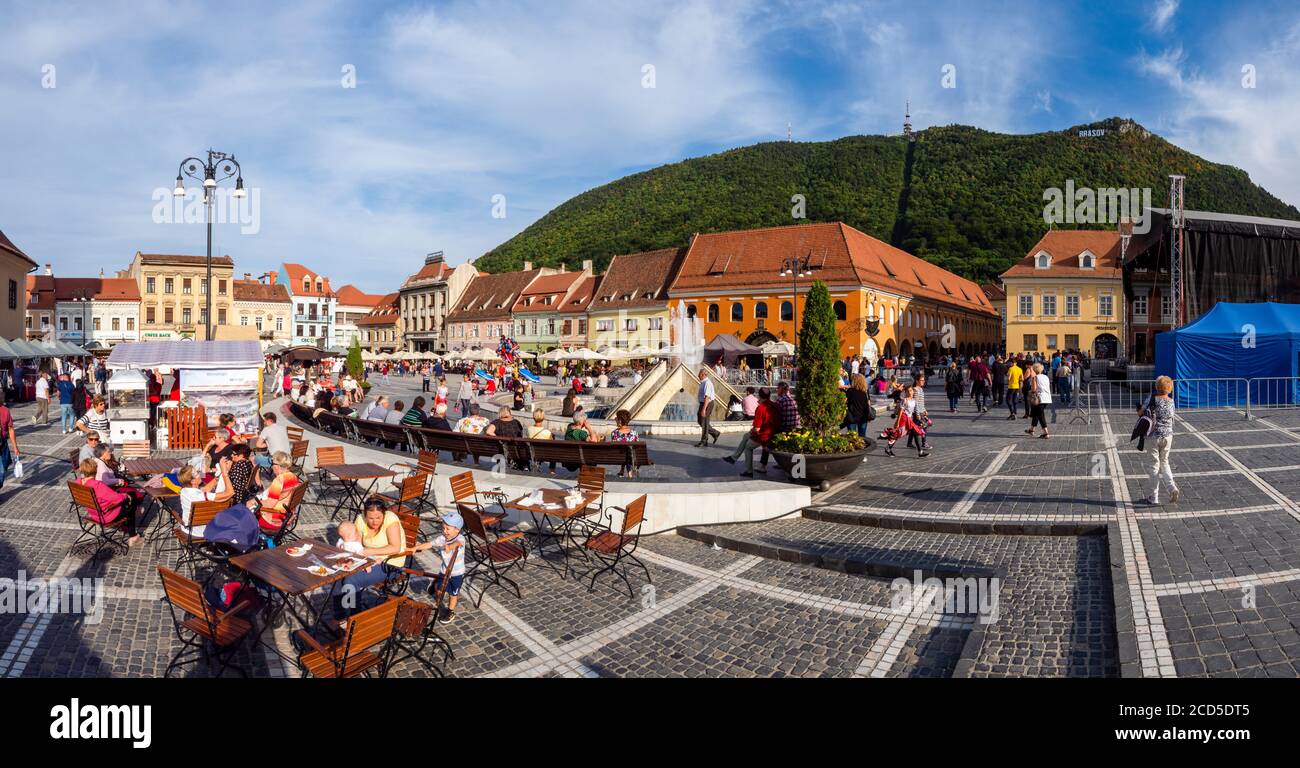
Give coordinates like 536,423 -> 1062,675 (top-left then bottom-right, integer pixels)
283,345 -> 326,363
264,344 -> 286,356
703,334 -> 763,367
56,341 -> 88,356
106,340 -> 263,370
564,348 -> 604,361
6,339 -> 49,358
325,346 -> 348,357
540,348 -> 568,361
759,340 -> 796,356
0,339 -> 19,359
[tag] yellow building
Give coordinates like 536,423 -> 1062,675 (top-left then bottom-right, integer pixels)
586,248 -> 685,351
1000,230 -> 1124,358
125,252 -> 236,340
0,229 -> 38,340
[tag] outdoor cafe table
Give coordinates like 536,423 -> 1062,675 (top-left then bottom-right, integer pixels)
229,540 -> 385,664
318,463 -> 400,522
503,488 -> 602,578
121,457 -> 185,476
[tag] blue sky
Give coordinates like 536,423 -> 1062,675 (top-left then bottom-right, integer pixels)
2,0 -> 1299,293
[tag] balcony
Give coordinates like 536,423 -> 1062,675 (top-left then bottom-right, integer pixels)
294,315 -> 323,323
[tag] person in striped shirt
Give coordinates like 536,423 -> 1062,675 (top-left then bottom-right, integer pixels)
75,396 -> 112,445
401,396 -> 428,426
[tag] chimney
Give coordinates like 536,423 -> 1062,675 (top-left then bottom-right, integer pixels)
582,259 -> 593,272
523,261 -> 533,271
426,250 -> 445,264
244,272 -> 252,281
267,270 -> 277,284
559,263 -> 566,273
99,268 -> 104,278
44,264 -> 52,276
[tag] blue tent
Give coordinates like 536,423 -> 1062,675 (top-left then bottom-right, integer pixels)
1155,302 -> 1300,407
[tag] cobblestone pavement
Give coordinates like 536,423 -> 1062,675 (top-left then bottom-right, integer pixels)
2,383 -> 1298,677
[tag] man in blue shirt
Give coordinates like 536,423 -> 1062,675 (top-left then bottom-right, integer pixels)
56,373 -> 77,434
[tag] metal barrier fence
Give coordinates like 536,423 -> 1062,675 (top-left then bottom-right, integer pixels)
1076,377 -> 1298,422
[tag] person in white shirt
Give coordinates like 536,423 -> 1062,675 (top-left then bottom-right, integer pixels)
424,511 -> 467,624
367,396 -> 391,422
597,372 -> 609,388
70,365 -> 84,387
32,372 -> 50,426
254,412 -> 292,470
1025,362 -> 1053,439
174,465 -> 230,526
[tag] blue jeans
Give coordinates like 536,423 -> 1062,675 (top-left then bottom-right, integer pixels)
0,442 -> 10,490
332,561 -> 405,618
60,403 -> 75,432
254,453 -> 273,469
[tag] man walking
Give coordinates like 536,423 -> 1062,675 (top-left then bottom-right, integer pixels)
695,368 -> 719,447
421,363 -> 431,393
57,373 -> 76,433
1005,358 -> 1023,420
32,371 -> 50,426
991,355 -> 1007,408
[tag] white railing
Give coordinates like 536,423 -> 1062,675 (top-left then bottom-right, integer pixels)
1076,377 -> 1295,422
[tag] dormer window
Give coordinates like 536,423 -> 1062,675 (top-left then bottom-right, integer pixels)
1035,251 -> 1051,269
316,278 -> 323,292
1078,250 -> 1096,269
303,278 -> 311,292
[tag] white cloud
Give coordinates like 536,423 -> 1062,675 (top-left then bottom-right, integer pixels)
1151,0 -> 1179,33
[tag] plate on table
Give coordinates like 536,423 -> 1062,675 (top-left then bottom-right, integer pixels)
333,557 -> 365,572
305,565 -> 332,577
286,545 -> 312,558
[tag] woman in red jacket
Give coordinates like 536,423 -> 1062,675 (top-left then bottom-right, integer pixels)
76,458 -> 141,546
723,387 -> 778,476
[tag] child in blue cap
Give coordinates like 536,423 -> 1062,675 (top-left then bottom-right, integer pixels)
429,511 -> 467,624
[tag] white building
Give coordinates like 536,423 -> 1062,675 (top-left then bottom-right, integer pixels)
54,277 -> 141,348
281,262 -> 336,348
233,273 -> 293,348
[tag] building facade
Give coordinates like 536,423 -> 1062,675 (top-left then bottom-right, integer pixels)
233,275 -> 292,348
281,263 -> 336,348
981,282 -> 1007,352
511,265 -> 591,353
0,229 -> 38,340
331,284 -> 384,349
25,267 -> 55,342
445,267 -> 552,352
126,252 -> 235,340
45,277 -> 141,348
1000,230 -> 1125,359
559,273 -> 599,350
398,251 -> 478,353
586,248 -> 684,352
668,223 -> 999,360
357,292 -> 402,352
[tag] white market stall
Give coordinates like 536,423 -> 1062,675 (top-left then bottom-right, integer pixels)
107,340 -> 264,437
105,369 -> 150,445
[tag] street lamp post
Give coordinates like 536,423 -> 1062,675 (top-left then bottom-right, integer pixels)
172,150 -> 246,342
73,289 -> 92,351
778,253 -> 814,353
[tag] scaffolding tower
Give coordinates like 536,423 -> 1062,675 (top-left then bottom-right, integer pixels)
1169,174 -> 1186,327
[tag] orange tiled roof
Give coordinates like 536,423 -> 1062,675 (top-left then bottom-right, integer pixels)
447,269 -> 543,323
670,222 -> 996,316
26,275 -> 55,310
232,279 -> 291,303
1000,230 -> 1123,280
512,271 -> 584,314
356,292 -> 401,326
401,260 -> 450,288
981,283 -> 1006,301
589,248 -> 684,311
53,277 -> 141,302
281,263 -> 333,296
333,284 -> 384,308
559,274 -> 601,314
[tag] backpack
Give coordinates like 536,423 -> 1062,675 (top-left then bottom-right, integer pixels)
203,503 -> 261,553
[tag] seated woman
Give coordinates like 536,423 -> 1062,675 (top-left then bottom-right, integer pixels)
528,408 -> 556,476
92,442 -> 145,507
225,443 -> 256,505
174,464 -> 232,526
75,458 -> 141,546
725,394 -> 746,421
608,409 -> 640,478
255,451 -> 300,533
332,497 -> 432,619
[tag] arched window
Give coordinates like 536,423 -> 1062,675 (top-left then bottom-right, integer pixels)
888,306 -> 895,324
833,300 -> 847,321
707,303 -> 719,323
780,301 -> 793,321
731,303 -> 743,322
686,304 -> 697,319
754,302 -> 768,319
